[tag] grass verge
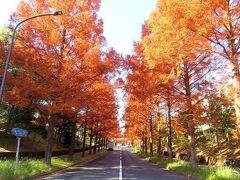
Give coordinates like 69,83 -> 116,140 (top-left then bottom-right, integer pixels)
0,150 -> 107,180
132,148 -> 240,180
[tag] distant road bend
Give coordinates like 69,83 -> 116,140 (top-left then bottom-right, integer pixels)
42,146 -> 187,180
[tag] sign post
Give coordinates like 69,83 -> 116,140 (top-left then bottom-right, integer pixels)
11,128 -> 28,174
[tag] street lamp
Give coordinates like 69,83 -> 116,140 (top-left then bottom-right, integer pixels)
0,11 -> 63,102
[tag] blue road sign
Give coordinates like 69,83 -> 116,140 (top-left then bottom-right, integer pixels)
11,128 -> 28,137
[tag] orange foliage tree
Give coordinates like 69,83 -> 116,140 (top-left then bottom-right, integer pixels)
123,0 -> 219,167
2,0 -> 120,165
145,0 -> 240,137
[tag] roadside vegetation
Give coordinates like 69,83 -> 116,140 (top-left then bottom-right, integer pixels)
0,150 -> 106,180
133,148 -> 240,180
1,0 -> 240,179
0,0 -> 120,168
123,0 -> 240,172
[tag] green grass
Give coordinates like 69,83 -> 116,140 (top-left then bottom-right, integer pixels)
133,148 -> 240,180
0,158 -> 50,180
0,150 -> 107,180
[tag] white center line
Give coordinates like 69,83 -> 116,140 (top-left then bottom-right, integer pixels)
119,148 -> 122,180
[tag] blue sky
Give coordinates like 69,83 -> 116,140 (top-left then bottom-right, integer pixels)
0,0 -> 157,54
99,0 -> 156,54
98,0 -> 157,130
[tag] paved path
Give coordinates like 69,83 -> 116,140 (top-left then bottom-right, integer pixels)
42,147 -> 187,180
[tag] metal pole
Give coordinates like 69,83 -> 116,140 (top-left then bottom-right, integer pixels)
14,137 -> 21,175
0,11 -> 63,103
0,27 -> 17,102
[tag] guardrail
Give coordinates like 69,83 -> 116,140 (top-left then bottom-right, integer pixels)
0,146 -> 99,159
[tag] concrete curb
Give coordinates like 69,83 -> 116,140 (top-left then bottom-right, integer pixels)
132,150 -> 198,180
29,150 -> 108,180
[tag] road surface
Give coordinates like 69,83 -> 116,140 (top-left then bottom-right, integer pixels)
42,147 -> 187,180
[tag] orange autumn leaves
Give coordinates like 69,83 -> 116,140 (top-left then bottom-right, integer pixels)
124,0 -> 240,167
3,0 -> 120,139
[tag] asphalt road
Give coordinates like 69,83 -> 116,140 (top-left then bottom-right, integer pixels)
42,147 -> 187,180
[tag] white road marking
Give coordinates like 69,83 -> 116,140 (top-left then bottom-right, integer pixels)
119,159 -> 122,180
119,148 -> 122,180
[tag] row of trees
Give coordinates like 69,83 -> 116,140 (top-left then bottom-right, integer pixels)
0,0 -> 120,165
124,0 -> 239,167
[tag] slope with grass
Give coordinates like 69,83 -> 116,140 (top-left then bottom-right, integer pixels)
133,148 -> 240,180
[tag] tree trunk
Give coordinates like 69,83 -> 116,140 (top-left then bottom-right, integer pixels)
101,136 -> 104,150
68,122 -> 77,158
167,99 -> 173,159
5,105 -> 15,133
106,138 -> 108,148
231,63 -> 240,137
98,135 -> 101,152
183,63 -> 197,167
103,138 -> 106,147
94,133 -> 98,154
226,4 -> 240,137
89,126 -> 93,155
149,115 -> 154,156
44,120 -> 54,165
99,136 -> 102,150
106,138 -> 108,147
144,135 -> 148,154
188,120 -> 197,167
82,124 -> 87,157
141,135 -> 144,152
157,113 -> 162,158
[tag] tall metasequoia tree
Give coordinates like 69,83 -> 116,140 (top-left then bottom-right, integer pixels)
153,83 -> 179,160
78,77 -> 120,157
141,0 -> 215,167
146,0 -> 240,136
3,0 -> 120,165
198,0 -> 240,137
128,22 -> 175,160
124,95 -> 151,153
124,50 -> 156,155
124,26 -> 177,158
